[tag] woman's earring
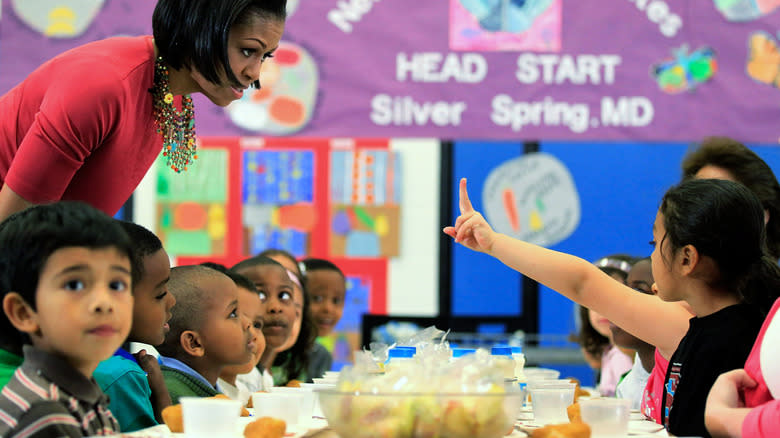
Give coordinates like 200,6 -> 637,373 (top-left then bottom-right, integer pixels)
253,80 -> 261,90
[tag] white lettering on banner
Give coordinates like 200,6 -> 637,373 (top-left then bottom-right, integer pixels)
601,96 -> 654,127
492,95 -> 590,133
627,0 -> 682,37
515,54 -> 622,85
490,95 -> 655,133
370,94 -> 467,126
396,52 -> 487,83
328,0 -> 380,33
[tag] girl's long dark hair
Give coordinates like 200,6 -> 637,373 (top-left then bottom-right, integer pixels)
273,280 -> 315,383
660,179 -> 780,315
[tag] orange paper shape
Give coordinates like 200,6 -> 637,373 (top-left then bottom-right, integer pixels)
174,202 -> 208,230
277,203 -> 317,231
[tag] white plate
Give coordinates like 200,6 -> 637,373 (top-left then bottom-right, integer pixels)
128,418 -> 320,438
628,420 -> 667,435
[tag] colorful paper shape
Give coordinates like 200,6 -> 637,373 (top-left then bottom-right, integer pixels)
450,0 -> 561,51
483,152 -> 580,247
226,41 -> 319,135
712,0 -> 780,21
747,32 -> 780,88
11,0 -> 104,38
652,45 -> 717,94
242,149 -> 315,256
157,149 -> 229,257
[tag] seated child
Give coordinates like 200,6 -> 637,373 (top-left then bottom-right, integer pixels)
445,178 -> 779,437
231,256 -> 313,385
571,255 -> 633,388
200,262 -> 270,394
269,269 -> 316,384
156,265 -> 255,404
216,271 -> 266,404
571,304 -> 609,375
256,251 -> 321,382
0,202 -> 134,436
612,257 -> 656,409
302,258 -> 348,378
93,221 -> 176,432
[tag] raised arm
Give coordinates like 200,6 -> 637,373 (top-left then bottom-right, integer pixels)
444,178 -> 691,357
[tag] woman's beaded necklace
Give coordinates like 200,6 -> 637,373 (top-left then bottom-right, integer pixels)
150,57 -> 197,173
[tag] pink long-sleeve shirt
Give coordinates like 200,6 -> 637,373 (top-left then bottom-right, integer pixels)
742,298 -> 780,437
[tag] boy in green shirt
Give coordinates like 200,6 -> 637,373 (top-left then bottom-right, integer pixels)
93,221 -> 176,431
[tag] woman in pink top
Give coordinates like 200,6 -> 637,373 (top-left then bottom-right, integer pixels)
0,0 -> 286,221
705,297 -> 780,437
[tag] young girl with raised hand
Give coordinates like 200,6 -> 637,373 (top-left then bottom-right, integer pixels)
444,177 -> 780,438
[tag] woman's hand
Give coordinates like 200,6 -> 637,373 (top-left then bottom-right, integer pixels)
443,178 -> 498,254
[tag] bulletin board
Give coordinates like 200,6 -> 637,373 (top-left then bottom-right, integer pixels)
159,137 -> 396,319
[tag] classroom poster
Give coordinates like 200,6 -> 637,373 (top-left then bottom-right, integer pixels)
158,138 -> 394,321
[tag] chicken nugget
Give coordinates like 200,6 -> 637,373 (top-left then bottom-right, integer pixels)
161,404 -> 183,433
531,422 -> 591,438
244,416 -> 286,438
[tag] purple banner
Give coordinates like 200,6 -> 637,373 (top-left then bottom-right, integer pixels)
2,0 -> 780,142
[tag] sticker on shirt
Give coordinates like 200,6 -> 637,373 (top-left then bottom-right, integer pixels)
760,305 -> 780,399
664,362 -> 681,427
11,0 -> 104,38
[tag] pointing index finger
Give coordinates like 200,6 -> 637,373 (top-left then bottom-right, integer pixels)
459,177 -> 474,213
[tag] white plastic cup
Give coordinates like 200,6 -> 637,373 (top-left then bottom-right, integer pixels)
252,392 -> 304,427
300,383 -> 335,417
270,387 -> 315,426
524,367 -> 561,381
180,397 -> 242,438
527,379 -> 576,389
579,398 -> 631,437
529,386 -> 576,425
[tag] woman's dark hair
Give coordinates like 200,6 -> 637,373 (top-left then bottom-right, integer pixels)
0,202 -> 133,355
682,136 -> 780,260
118,221 -> 163,286
660,178 -> 780,315
153,0 -> 287,87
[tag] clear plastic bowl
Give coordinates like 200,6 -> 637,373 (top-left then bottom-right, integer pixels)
316,389 -> 524,438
